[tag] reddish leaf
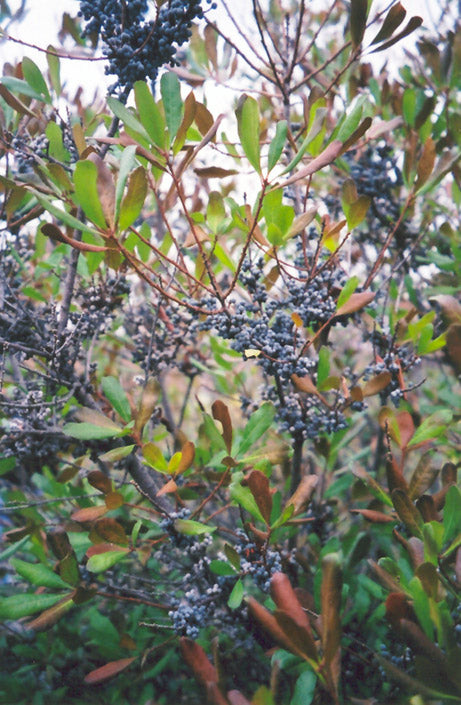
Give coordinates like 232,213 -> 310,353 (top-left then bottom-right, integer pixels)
247,597 -> 299,654
362,371 -> 392,397
385,592 -> 412,626
442,461 -> 457,486
157,478 -> 178,495
105,491 -> 124,510
86,542 -> 128,559
180,637 -> 219,685
194,167 -> 238,178
27,594 -> 74,631
71,505 -> 107,522
371,2 -> 407,45
455,547 -> 461,585
84,657 -> 135,685
41,223 -> 107,252
386,456 -> 409,494
227,691 -> 252,705
47,528 -> 73,559
407,537 -> 425,568
274,609 -> 318,662
350,509 -> 395,523
371,16 -> 423,53
246,470 -> 272,525
321,554 -> 342,672
212,400 -> 233,454
134,378 -> 158,435
408,453 -> 438,499
415,495 -> 438,522
281,139 -> 343,187
416,563 -> 438,599
87,470 -> 112,494
287,475 -> 318,516
391,489 -> 424,538
414,137 -> 436,191
176,441 -> 195,474
369,560 -> 404,593
446,323 -> 461,371
350,0 -> 368,47
270,573 -> 317,659
336,291 -> 375,317
91,518 -> 128,545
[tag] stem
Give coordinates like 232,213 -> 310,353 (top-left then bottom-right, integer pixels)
290,435 -> 304,494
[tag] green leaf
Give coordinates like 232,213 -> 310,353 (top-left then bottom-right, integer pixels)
281,106 -> 327,174
34,195 -> 101,238
102,376 -> 131,422
0,76 -> 46,102
209,560 -> 237,576
371,2 -> 407,45
87,549 -> 128,574
45,122 -> 70,163
443,486 -> 461,544
143,442 -> 168,472
160,72 -> 183,145
174,519 -> 217,536
268,120 -> 287,172
118,166 -> 147,231
235,94 -> 261,173
336,276 -> 359,309
99,445 -> 135,463
21,57 -> 51,103
63,422 -> 122,440
74,160 -> 107,229
0,456 -> 16,476
107,96 -> 150,140
402,88 -> 417,127
238,403 -> 275,456
0,593 -> 64,621
336,97 -> 366,143
229,472 -> 266,523
134,80 -> 166,149
46,45 -> 61,96
227,578 -> 244,609
207,191 -> 226,232
10,558 -> 69,589
408,410 -> 452,447
317,347 -> 330,387
290,667 -> 317,705
271,503 -> 295,529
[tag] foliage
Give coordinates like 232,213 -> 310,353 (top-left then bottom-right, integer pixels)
0,1 -> 460,704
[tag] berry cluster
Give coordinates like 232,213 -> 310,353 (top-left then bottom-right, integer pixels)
233,531 -> 283,592
78,0 -> 217,93
200,253 -> 348,440
364,329 -> 421,406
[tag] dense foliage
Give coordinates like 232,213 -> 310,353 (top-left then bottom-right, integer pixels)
0,1 -> 460,704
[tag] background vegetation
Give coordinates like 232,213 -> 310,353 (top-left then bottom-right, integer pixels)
0,1 -> 460,703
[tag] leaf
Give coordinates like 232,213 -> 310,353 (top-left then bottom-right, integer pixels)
84,658 -> 135,685
92,518 -> 129,545
142,442 -> 168,472
115,145 -> 137,222
336,290 -> 375,316
21,57 -> 51,103
362,371 -> 392,397
371,2 -> 407,45
286,475 -> 318,516
118,166 -> 147,231
408,409 -> 452,447
63,422 -> 122,440
34,194 -> 102,237
71,506 -> 108,522
0,593 -> 64,620
228,578 -> 244,609
238,403 -> 275,456
391,489 -> 424,538
268,120 -> 288,172
281,140 -> 343,187
99,445 -> 135,463
26,595 -> 74,631
107,96 -> 150,140
408,454 -> 438,500
41,223 -> 107,253
174,519 -> 217,536
46,45 -> 61,96
87,153 -> 116,229
281,107 -> 327,175
102,376 -> 131,422
160,71 -> 183,144
290,668 -> 317,705
371,16 -> 423,53
414,137 -> 436,192
212,400 -> 233,454
0,75 -> 46,102
87,548 -> 129,573
270,573 -> 317,660
235,94 -> 261,173
176,441 -> 195,474
74,160 -> 108,229
321,553 -> 342,669
134,80 -> 165,148
10,558 -> 69,589
0,83 -> 36,117
443,486 -> 461,544
180,637 -> 218,685
350,0 -> 368,47
134,378 -> 157,434
287,208 -> 317,237
209,560 -> 237,576
246,470 -> 273,525
230,473 -> 266,523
